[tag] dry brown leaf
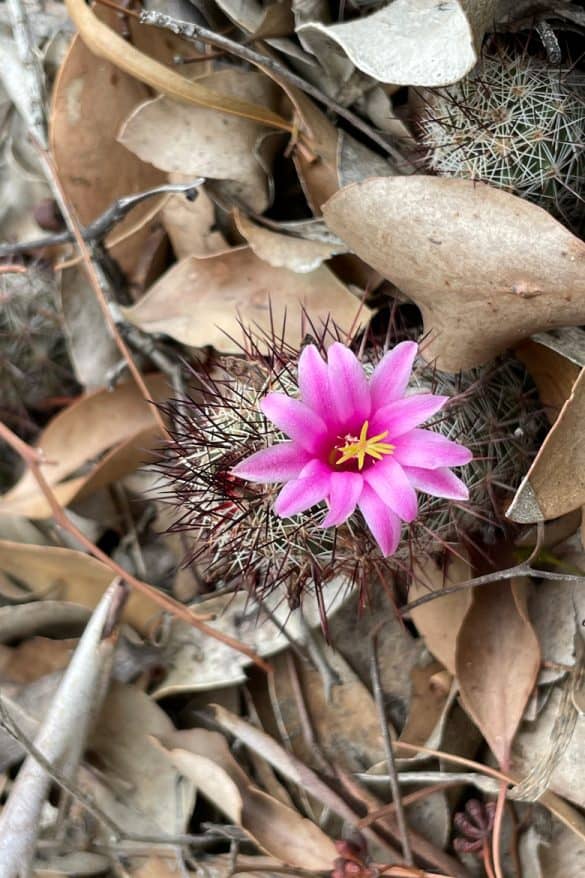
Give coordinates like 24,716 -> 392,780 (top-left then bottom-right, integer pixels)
298,0 -> 496,86
515,339 -> 581,424
0,541 -> 158,634
0,637 -> 74,684
456,578 -> 541,766
0,601 -> 90,644
508,367 -> 585,523
162,175 -> 227,260
399,662 -> 452,749
0,375 -> 166,518
409,553 -> 473,675
216,0 -> 294,39
234,210 -> 345,273
122,248 -> 371,354
161,728 -> 337,869
119,70 -> 282,212
49,6 -> 166,275
322,176 -> 585,371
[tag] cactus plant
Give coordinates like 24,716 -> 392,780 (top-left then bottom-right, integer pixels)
159,328 -> 544,608
415,51 -> 585,235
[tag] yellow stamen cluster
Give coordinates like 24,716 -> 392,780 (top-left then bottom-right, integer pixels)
335,420 -> 395,471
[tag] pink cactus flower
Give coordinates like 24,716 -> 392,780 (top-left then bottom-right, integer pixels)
232,342 -> 472,557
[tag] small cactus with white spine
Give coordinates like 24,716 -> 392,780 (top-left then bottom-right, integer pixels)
415,50 -> 585,234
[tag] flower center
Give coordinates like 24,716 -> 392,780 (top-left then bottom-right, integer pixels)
334,420 -> 395,471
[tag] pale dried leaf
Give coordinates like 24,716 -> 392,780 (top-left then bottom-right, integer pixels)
410,553 -> 473,675
456,578 -> 541,766
0,601 -> 90,643
508,368 -> 585,523
163,728 -> 336,869
0,375 -> 167,518
234,209 -> 345,272
322,176 -> 585,371
515,339 -> 581,424
298,0 -> 497,86
0,540 -> 159,634
119,70 -> 282,212
399,662 -> 452,749
122,248 -> 371,354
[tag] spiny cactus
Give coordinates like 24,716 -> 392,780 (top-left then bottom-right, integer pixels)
159,329 -> 544,610
0,266 -> 74,489
415,51 -> 585,235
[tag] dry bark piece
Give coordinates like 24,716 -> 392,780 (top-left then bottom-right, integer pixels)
49,6 -> 166,275
0,375 -> 167,518
322,176 -> 585,371
122,248 -> 371,354
507,367 -> 585,523
456,578 -> 541,767
119,70 -> 282,212
297,0 -> 497,86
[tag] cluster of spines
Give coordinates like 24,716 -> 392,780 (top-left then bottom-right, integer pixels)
416,50 -> 584,234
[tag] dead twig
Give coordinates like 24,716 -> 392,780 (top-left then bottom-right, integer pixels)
370,623 -> 413,866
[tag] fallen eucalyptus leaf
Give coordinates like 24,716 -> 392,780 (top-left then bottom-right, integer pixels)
456,578 -> 540,766
119,70 -> 282,212
322,176 -> 585,371
298,0 -> 497,87
161,175 -> 227,260
122,248 -> 371,354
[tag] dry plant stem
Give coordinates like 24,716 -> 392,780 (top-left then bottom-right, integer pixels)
370,624 -> 413,866
0,420 -> 271,672
482,839 -> 497,878
492,781 -> 508,878
0,264 -> 27,273
138,9 -> 406,164
36,148 -> 170,441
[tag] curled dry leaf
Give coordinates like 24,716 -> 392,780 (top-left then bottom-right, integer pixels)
49,7 -> 166,275
456,578 -> 541,767
119,70 -> 282,212
297,0 -> 497,86
0,541 -> 159,634
160,728 -> 337,869
515,338 -> 581,424
122,248 -> 371,354
508,367 -> 585,523
0,375 -> 167,518
409,553 -> 473,675
322,177 -> 585,371
234,209 -> 345,273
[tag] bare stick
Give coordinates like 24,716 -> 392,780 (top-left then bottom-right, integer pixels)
0,180 -> 204,258
370,623 -> 413,866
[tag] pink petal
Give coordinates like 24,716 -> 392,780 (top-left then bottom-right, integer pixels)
370,394 -> 449,439
327,342 -> 370,429
370,341 -> 418,410
404,465 -> 469,501
232,442 -> 311,483
298,344 -> 338,427
273,460 -> 331,517
392,429 -> 473,470
261,392 -> 328,454
358,484 -> 402,557
321,472 -> 363,528
364,457 -> 418,523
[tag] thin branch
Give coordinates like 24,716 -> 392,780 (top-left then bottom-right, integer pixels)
0,180 -> 204,258
0,420 -> 271,672
139,9 -> 409,166
370,623 -> 413,866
